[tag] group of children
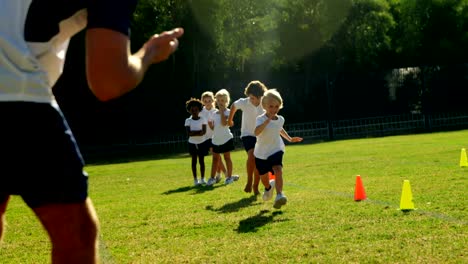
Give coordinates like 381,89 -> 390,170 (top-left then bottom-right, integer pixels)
185,80 -> 303,209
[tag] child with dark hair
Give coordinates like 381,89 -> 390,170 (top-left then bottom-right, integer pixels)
185,98 -> 209,186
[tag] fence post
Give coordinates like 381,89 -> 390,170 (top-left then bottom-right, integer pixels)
326,73 -> 335,140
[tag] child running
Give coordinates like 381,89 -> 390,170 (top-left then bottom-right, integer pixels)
200,91 -> 227,181
254,89 -> 303,209
207,89 -> 239,186
228,80 -> 268,195
184,98 -> 209,186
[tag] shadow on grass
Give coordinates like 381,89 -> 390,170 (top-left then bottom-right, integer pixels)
235,210 -> 286,233
205,195 -> 260,213
162,184 -> 224,195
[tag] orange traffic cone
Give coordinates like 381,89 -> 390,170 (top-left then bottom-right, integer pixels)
354,175 -> 367,201
268,172 -> 275,180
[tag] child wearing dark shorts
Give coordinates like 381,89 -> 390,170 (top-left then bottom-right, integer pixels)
185,98 -> 209,186
254,90 -> 303,209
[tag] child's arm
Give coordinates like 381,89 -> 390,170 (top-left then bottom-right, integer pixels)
186,126 -> 205,136
280,128 -> 303,143
208,120 -> 214,130
227,104 -> 237,127
202,124 -> 207,135
255,116 -> 271,136
220,108 -> 229,127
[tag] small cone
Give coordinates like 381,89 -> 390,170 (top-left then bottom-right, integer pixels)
460,148 -> 468,167
354,175 -> 367,201
268,172 -> 275,180
399,180 -> 415,211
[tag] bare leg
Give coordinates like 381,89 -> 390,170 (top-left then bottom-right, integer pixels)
244,149 -> 256,193
260,172 -> 271,189
216,158 -> 226,176
223,152 -> 233,178
210,153 -> 221,178
33,198 -> 100,264
198,154 -> 205,179
272,165 -> 283,194
191,154 -> 198,179
253,168 -> 260,195
0,195 -> 9,243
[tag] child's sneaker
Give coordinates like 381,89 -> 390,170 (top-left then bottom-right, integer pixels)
200,178 -> 207,185
231,175 -> 240,181
273,193 -> 287,209
194,179 -> 200,186
206,177 -> 216,186
262,180 -> 275,201
225,177 -> 234,185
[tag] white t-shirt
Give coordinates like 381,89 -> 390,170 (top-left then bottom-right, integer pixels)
254,113 -> 285,160
212,109 -> 233,146
232,97 -> 265,137
184,116 -> 208,144
200,107 -> 216,139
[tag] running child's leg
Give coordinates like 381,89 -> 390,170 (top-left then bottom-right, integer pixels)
272,165 -> 283,194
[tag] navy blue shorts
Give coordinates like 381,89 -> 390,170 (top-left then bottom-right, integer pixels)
241,136 -> 256,152
255,151 -> 284,175
0,102 -> 88,208
188,140 -> 210,156
212,138 -> 235,154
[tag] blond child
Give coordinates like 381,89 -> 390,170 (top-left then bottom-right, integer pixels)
206,89 -> 239,185
200,91 -> 227,182
254,89 -> 303,209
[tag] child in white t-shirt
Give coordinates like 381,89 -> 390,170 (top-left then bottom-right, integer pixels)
228,80 -> 268,195
200,91 -> 227,182
184,98 -> 209,186
206,89 -> 239,186
254,89 -> 303,209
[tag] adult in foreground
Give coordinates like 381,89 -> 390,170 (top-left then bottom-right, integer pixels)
0,1 -> 183,263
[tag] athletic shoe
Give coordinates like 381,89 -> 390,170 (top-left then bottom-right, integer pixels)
231,175 -> 240,181
262,180 -> 275,201
200,178 -> 207,185
194,179 -> 200,186
215,174 -> 222,183
206,177 -> 216,186
225,177 -> 234,185
273,193 -> 288,209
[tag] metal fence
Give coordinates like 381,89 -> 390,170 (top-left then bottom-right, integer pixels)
82,112 -> 468,161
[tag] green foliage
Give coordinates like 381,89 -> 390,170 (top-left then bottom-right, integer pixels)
330,0 -> 395,69
392,0 -> 468,65
130,0 -> 468,72
1,130 -> 467,263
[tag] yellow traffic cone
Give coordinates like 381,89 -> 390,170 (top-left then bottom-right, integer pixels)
460,148 -> 468,167
399,180 -> 415,212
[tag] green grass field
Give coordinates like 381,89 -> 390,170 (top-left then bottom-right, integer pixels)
1,130 -> 467,263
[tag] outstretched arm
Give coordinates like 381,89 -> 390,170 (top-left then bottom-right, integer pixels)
280,128 -> 303,143
86,27 -> 184,101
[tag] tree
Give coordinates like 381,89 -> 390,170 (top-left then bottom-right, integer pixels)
390,0 -> 468,66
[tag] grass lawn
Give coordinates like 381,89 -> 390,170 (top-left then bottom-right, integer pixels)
1,130 -> 467,263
